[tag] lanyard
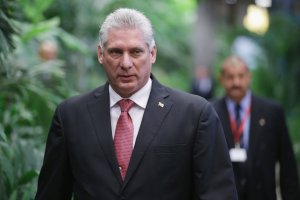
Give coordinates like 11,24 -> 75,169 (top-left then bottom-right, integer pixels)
229,103 -> 251,145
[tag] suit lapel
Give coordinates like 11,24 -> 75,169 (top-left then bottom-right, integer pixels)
122,78 -> 172,187
86,84 -> 123,184
248,96 -> 264,164
219,98 -> 235,148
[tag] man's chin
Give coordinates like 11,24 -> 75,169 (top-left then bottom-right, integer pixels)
115,84 -> 137,97
119,81 -> 136,89
230,95 -> 243,102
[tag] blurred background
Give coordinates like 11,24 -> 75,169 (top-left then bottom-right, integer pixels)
1,0 -> 300,198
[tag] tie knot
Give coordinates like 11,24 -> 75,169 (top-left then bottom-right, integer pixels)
118,99 -> 134,112
235,103 -> 241,112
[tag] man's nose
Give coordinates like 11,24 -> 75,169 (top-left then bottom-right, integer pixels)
120,53 -> 133,69
233,76 -> 241,85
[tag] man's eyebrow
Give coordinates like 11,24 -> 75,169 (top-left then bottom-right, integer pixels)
107,47 -> 122,52
107,47 -> 121,50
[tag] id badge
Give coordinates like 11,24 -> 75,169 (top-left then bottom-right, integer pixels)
229,148 -> 247,162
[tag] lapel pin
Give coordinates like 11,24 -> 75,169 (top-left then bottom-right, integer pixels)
158,102 -> 164,108
259,118 -> 266,126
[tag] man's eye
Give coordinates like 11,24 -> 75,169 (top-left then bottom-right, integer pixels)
108,49 -> 122,56
226,75 -> 233,80
131,49 -> 143,56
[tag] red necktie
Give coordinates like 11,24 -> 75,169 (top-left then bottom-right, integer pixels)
114,99 -> 134,180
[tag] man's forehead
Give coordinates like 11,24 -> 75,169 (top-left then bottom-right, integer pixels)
104,29 -> 147,48
226,64 -> 247,71
221,65 -> 249,77
105,41 -> 147,50
222,61 -> 248,74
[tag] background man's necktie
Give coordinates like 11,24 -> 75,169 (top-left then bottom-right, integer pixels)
234,103 -> 243,146
114,99 -> 134,180
235,104 -> 241,128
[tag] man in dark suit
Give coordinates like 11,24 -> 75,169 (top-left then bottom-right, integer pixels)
190,66 -> 214,100
213,55 -> 300,200
35,8 -> 237,200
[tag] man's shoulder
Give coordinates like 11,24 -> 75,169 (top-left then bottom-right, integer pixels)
210,94 -> 283,109
210,97 -> 226,109
252,94 -> 283,110
152,77 -> 208,105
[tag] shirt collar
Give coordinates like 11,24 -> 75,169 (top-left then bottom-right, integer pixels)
109,78 -> 152,109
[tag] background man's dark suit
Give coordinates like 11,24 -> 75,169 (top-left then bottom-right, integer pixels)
35,77 -> 237,199
213,95 -> 300,200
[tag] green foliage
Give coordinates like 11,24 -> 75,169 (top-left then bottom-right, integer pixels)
0,0 -> 19,64
0,0 -> 87,198
0,42 -> 66,199
0,110 -> 43,199
20,0 -> 55,23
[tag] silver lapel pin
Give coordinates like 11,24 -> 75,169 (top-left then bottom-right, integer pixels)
259,118 -> 266,126
158,102 -> 164,108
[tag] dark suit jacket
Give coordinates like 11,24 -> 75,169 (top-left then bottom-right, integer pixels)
213,95 -> 300,200
35,77 -> 237,200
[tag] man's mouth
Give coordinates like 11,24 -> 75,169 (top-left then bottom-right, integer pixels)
119,75 -> 134,82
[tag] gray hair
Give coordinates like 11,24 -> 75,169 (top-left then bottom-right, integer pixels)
99,8 -> 155,50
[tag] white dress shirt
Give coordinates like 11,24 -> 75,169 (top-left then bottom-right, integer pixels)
226,91 -> 252,150
109,78 -> 152,147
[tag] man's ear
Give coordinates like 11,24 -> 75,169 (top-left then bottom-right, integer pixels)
97,45 -> 103,64
150,46 -> 157,64
218,74 -> 224,85
218,74 -> 221,82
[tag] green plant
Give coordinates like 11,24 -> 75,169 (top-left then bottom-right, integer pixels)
0,0 -> 19,64
0,0 -> 88,198
0,31 -> 67,199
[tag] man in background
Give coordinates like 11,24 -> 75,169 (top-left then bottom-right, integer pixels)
213,55 -> 300,200
190,66 -> 214,100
